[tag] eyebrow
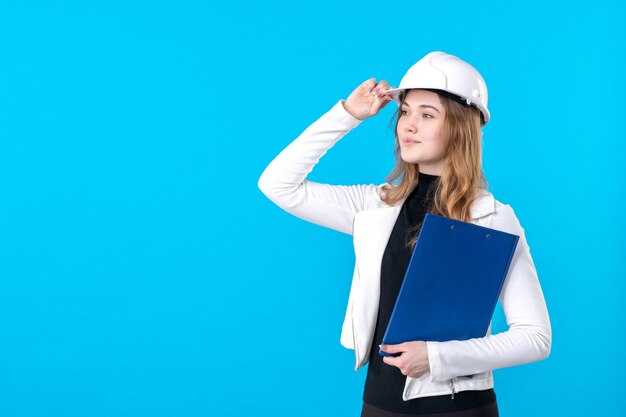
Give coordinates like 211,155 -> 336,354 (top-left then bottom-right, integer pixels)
401,103 -> 441,114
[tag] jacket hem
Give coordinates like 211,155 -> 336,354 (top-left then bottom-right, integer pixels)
403,380 -> 495,401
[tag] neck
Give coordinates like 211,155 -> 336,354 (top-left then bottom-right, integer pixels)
419,167 -> 441,177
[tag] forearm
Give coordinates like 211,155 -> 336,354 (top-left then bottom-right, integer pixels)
258,99 -> 362,203
258,100 -> 384,235
427,322 -> 551,382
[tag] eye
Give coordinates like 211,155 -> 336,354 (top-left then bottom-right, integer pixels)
400,109 -> 434,119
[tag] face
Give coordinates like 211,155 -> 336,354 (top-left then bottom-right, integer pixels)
396,89 -> 447,175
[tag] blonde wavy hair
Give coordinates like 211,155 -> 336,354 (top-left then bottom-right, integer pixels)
380,89 -> 489,250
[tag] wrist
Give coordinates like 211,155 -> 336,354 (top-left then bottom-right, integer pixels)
341,100 -> 363,121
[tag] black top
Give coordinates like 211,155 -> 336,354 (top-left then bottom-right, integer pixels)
362,171 -> 496,413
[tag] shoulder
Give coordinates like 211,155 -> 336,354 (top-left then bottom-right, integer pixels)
375,182 -> 391,202
372,182 -> 410,208
489,195 -> 526,238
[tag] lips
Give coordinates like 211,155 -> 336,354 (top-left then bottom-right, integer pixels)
403,139 -> 421,144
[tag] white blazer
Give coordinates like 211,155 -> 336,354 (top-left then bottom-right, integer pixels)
258,99 -> 552,401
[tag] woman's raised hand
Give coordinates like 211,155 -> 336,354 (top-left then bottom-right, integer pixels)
342,78 -> 396,121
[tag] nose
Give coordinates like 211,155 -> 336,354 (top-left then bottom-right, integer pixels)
404,119 -> 417,134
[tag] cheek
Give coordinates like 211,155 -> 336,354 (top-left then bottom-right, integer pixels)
434,139 -> 449,157
429,126 -> 446,145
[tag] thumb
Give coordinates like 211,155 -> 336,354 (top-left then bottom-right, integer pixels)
380,343 -> 406,353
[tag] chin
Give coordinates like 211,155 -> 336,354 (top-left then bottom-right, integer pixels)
400,153 -> 421,164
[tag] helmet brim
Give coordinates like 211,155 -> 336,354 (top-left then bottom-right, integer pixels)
384,87 -> 490,125
383,88 -> 403,105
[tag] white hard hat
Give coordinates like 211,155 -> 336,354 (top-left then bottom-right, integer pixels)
385,51 -> 490,125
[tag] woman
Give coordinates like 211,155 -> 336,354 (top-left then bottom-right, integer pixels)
258,51 -> 551,417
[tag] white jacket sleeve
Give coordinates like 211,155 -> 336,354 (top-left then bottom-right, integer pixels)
426,204 -> 552,382
258,99 -> 385,236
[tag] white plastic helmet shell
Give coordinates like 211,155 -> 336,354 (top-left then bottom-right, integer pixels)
385,51 -> 490,125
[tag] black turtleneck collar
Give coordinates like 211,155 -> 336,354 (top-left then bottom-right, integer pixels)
409,171 -> 440,200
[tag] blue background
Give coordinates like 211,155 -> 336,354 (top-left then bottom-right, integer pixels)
0,1 -> 623,416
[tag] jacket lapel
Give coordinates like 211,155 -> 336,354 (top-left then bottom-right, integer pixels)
351,204 -> 404,367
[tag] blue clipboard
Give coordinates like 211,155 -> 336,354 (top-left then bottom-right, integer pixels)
379,213 -> 519,373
